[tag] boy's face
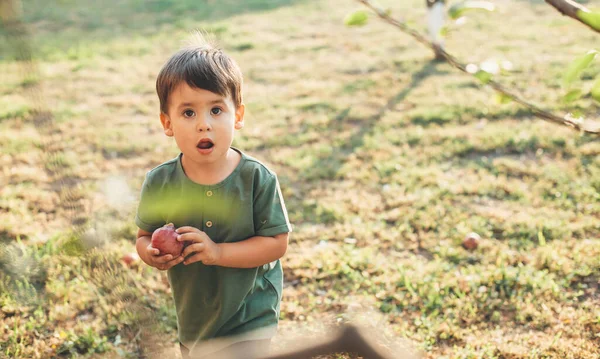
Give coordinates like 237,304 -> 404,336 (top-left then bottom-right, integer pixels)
160,82 -> 244,166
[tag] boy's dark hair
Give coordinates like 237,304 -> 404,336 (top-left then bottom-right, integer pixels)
156,33 -> 243,114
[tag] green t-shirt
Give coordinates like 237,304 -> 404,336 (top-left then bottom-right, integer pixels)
135,148 -> 292,350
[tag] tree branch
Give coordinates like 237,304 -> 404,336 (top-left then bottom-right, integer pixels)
545,0 -> 600,34
356,0 -> 600,135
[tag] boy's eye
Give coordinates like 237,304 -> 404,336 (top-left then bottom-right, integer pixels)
211,107 -> 222,115
183,109 -> 195,118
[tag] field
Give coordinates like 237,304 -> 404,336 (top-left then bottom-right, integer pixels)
1,0 -> 599,358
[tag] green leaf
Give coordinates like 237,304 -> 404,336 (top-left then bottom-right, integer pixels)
578,10 -> 600,31
474,70 -> 493,84
562,89 -> 583,103
495,93 -> 512,104
448,1 -> 495,20
439,26 -> 449,37
563,50 -> 598,87
570,109 -> 584,119
344,10 -> 369,27
592,79 -> 600,103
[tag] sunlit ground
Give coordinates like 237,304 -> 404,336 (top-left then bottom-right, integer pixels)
1,0 -> 599,358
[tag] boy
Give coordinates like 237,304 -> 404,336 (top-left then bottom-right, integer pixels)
134,34 -> 292,359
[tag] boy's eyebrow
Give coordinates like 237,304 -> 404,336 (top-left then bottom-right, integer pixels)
176,99 -> 227,109
177,102 -> 195,109
208,99 -> 227,105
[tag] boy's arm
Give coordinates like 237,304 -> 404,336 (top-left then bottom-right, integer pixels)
216,232 -> 289,268
136,229 -> 155,265
176,227 -> 289,268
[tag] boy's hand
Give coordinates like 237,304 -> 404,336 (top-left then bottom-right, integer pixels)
145,243 -> 184,270
176,226 -> 222,266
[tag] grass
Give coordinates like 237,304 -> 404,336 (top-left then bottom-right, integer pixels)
1,0 -> 599,358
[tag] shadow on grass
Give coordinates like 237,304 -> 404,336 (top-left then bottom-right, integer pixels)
303,59 -> 442,181
0,0 -> 304,60
410,106 -> 534,128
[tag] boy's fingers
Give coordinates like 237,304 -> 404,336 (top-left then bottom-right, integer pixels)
154,254 -> 174,263
182,243 -> 204,258
183,252 -> 204,265
156,257 -> 182,271
157,256 -> 183,270
177,232 -> 204,243
146,244 -> 160,256
166,256 -> 184,268
176,226 -> 201,234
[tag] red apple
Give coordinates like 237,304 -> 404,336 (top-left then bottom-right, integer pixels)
121,252 -> 140,266
462,232 -> 480,251
151,224 -> 184,256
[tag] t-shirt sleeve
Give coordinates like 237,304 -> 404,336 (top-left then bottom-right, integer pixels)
254,173 -> 292,237
135,174 -> 165,233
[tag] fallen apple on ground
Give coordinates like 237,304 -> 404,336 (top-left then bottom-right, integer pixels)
121,252 -> 140,266
151,223 -> 184,256
462,232 -> 480,251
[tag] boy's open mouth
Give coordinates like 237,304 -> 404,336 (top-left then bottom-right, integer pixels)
197,139 -> 214,149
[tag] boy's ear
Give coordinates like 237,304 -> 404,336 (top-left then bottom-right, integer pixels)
160,113 -> 174,136
234,104 -> 245,130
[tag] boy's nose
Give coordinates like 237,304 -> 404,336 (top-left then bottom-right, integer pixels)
196,115 -> 212,132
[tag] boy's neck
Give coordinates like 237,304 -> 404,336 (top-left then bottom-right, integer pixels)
181,148 -> 241,185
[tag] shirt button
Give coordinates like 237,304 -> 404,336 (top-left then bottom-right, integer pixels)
206,190 -> 213,197
206,221 -> 213,228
